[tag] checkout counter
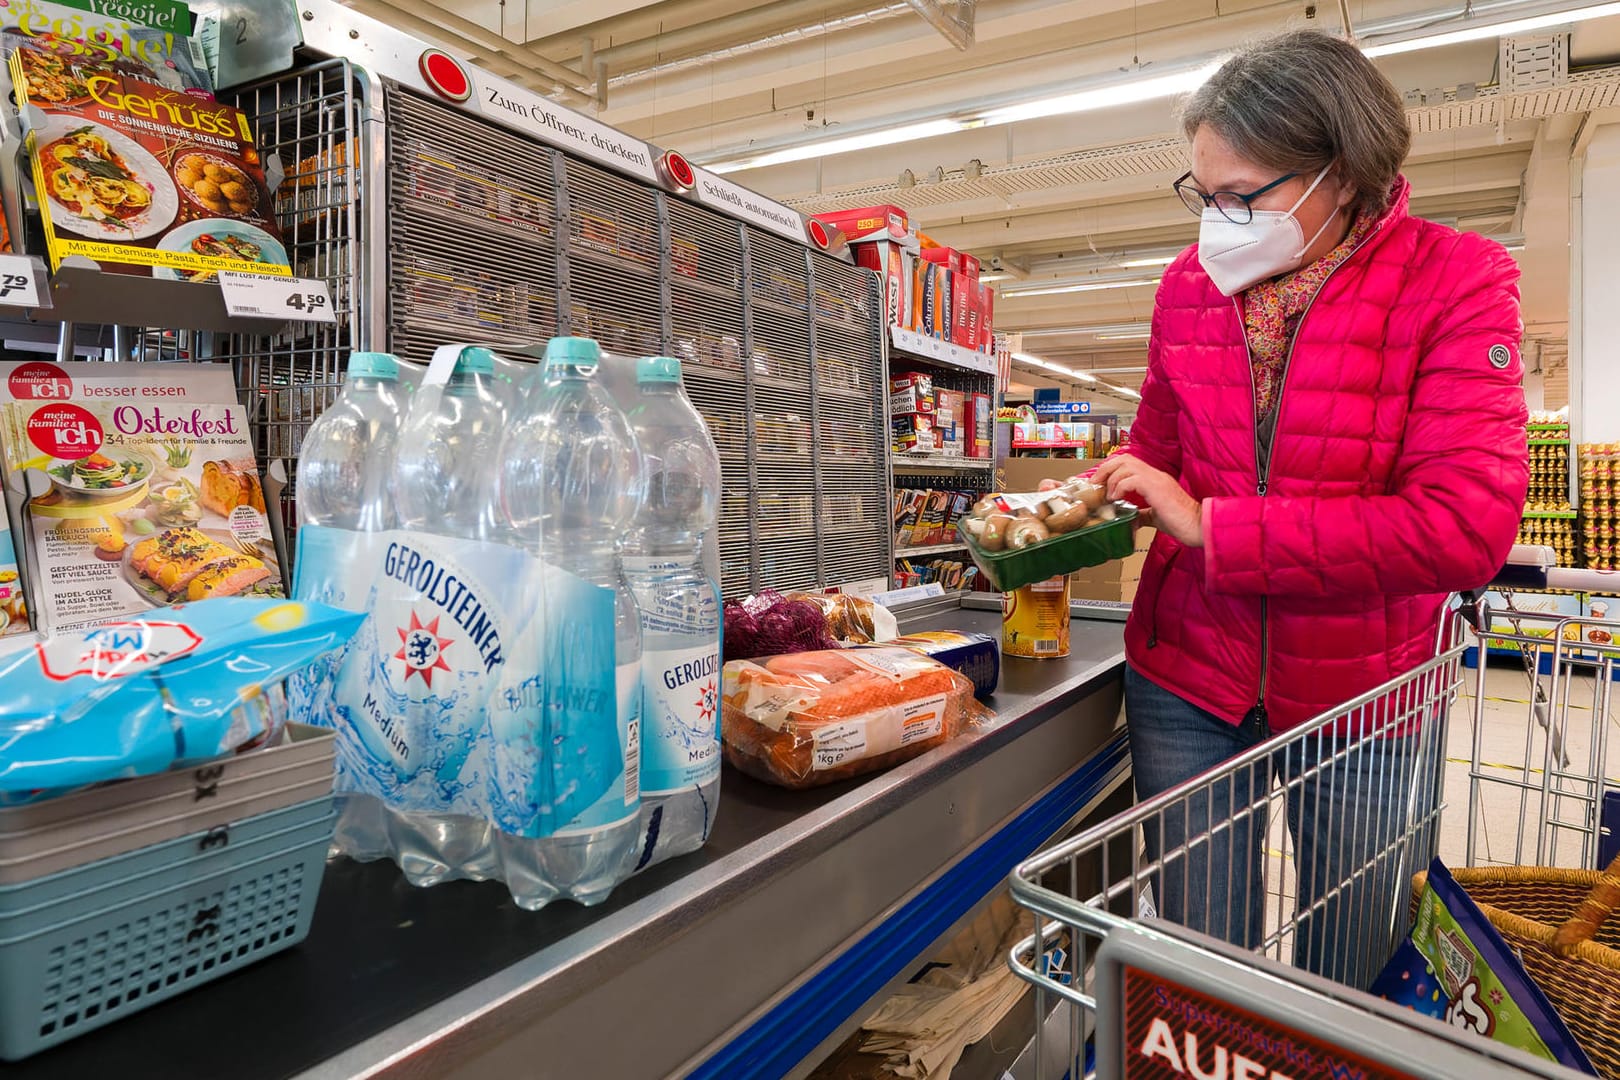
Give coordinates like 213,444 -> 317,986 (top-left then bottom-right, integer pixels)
3,595 -> 1131,1079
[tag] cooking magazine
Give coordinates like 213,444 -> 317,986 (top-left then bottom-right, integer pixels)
0,361 -> 285,634
12,40 -> 290,279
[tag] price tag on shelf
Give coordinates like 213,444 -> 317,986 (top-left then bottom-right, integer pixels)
218,272 -> 337,323
0,254 -> 48,309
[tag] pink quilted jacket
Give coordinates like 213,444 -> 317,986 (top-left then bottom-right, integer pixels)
1125,176 -> 1528,732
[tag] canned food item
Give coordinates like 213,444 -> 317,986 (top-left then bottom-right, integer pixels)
1002,575 -> 1071,659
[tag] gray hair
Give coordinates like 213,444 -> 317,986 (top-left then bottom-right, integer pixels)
1180,30 -> 1411,219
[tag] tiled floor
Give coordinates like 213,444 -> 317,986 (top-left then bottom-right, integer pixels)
1441,660 -> 1619,870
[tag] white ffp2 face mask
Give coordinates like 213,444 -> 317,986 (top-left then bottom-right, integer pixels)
1196,166 -> 1340,296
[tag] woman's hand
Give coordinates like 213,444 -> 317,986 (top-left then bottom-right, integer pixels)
1089,456 -> 1204,548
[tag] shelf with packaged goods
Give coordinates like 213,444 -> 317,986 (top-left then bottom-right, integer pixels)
1530,438 -> 1572,447
891,453 -> 996,471
1013,438 -> 1091,451
895,542 -> 970,559
889,326 -> 997,375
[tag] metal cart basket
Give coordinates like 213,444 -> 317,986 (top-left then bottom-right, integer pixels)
1008,558 -> 1620,1080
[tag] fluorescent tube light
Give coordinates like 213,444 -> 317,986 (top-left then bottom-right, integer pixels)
1004,277 -> 1160,298
1012,351 -> 1098,383
697,60 -> 1217,171
976,63 -> 1222,126
1096,331 -> 1152,341
1118,255 -> 1178,268
706,118 -> 967,173
1362,1 -> 1620,56
1103,384 -> 1143,400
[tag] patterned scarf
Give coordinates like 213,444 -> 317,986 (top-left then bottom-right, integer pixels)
1242,212 -> 1375,424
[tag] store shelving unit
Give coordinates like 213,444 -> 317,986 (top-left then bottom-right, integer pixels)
895,541 -> 970,558
194,61 -> 889,601
1519,422 -> 1575,564
887,327 -> 998,587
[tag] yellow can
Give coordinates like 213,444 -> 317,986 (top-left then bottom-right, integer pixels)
1002,575 -> 1071,659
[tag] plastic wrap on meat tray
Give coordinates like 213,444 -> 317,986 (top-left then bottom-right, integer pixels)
722,647 -> 989,789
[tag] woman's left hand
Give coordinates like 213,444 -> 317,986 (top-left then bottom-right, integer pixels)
1090,456 -> 1204,548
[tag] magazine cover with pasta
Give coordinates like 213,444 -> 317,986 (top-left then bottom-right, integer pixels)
0,361 -> 285,634
11,42 -> 290,280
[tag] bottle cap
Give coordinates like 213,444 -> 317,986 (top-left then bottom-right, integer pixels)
636,356 -> 682,384
544,336 -> 601,369
347,352 -> 400,380
455,347 -> 496,376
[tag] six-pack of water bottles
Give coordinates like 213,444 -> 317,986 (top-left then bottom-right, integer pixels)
290,337 -> 723,910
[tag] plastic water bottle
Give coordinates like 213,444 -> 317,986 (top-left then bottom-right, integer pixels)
294,353 -> 404,863
297,352 -> 401,531
496,336 -> 644,905
378,346 -> 509,886
621,357 -> 722,870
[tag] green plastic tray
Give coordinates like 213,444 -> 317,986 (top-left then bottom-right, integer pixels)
958,506 -> 1138,592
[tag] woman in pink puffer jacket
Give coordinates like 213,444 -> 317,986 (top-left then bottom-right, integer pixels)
1091,30 -> 1528,989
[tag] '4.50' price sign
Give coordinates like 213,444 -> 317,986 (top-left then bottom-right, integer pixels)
218,272 -> 337,323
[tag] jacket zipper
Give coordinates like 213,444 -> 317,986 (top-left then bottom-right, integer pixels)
1232,226 -> 1381,728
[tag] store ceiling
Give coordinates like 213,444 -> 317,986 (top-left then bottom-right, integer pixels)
396,0 -> 1620,404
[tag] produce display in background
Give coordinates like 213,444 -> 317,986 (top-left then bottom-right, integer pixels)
0,361 -> 283,636
1519,412 -> 1574,565
1580,443 -> 1619,571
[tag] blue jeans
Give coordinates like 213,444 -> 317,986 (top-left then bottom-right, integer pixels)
1125,666 -> 1439,990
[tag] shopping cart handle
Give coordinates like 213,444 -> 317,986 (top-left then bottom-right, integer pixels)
1486,544 -> 1557,591
1484,545 -> 1620,593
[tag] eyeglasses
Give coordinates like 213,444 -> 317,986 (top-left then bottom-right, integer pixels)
1173,171 -> 1299,224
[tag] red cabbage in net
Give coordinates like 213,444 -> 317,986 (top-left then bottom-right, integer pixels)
723,589 -> 839,662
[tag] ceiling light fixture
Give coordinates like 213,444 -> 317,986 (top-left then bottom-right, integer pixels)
707,118 -> 968,174
1361,1 -> 1620,56
975,62 -> 1222,126
1004,276 -> 1160,298
1095,331 -> 1152,341
1012,351 -> 1099,383
694,2 -> 1620,173
1118,255 -> 1178,268
1017,322 -> 1151,338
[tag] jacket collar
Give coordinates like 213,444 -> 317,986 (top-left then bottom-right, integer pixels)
1354,174 -> 1411,256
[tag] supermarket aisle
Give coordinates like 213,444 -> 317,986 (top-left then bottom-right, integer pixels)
1442,661 -> 1620,870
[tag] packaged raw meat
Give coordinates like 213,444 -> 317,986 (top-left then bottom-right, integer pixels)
722,648 -> 990,788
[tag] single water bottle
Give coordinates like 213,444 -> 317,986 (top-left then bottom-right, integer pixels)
621,357 -> 722,870
497,336 -> 644,906
294,352 -> 403,863
297,352 -> 401,531
378,346 -> 509,886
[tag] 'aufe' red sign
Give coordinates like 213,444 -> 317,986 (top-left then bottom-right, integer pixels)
1122,967 -> 1421,1080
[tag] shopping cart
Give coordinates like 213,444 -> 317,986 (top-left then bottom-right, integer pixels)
1007,548 -> 1620,1080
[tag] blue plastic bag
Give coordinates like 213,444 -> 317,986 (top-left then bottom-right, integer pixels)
0,599 -> 363,797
